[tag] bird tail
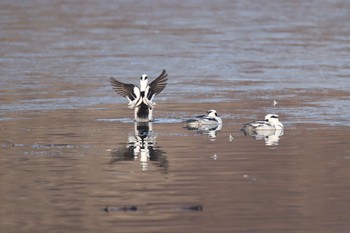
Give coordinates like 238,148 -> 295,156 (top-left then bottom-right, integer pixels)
128,97 -> 143,109
142,97 -> 155,109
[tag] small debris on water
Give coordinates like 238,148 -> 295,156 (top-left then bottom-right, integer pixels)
273,100 -> 278,108
103,205 -> 138,213
229,134 -> 234,142
102,204 -> 203,213
177,204 -> 203,212
243,174 -> 256,181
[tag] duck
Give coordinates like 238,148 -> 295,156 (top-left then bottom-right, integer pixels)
185,109 -> 223,129
110,69 -> 168,122
241,113 -> 284,134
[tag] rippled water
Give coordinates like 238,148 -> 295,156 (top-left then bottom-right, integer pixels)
1,1 -> 350,232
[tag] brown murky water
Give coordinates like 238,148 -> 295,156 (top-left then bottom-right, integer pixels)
1,1 -> 350,233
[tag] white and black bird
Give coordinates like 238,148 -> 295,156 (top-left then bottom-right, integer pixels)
241,113 -> 284,134
185,109 -> 223,129
110,69 -> 168,122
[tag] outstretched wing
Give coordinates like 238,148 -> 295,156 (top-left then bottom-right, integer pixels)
110,77 -> 138,101
147,69 -> 168,99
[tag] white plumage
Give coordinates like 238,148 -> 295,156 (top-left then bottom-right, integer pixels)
185,109 -> 223,128
184,109 -> 223,140
241,113 -> 284,133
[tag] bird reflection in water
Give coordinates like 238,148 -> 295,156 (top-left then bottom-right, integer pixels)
110,122 -> 168,171
185,124 -> 222,141
241,129 -> 284,146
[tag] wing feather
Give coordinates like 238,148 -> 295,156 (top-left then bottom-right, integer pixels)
110,77 -> 138,100
147,69 -> 168,99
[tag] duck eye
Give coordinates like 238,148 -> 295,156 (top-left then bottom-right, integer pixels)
215,112 -> 217,116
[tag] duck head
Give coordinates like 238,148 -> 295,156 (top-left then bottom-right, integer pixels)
140,74 -> 148,91
206,109 -> 218,118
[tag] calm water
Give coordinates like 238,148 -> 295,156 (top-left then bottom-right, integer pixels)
1,1 -> 350,233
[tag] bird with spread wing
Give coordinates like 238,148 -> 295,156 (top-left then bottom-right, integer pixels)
110,69 -> 168,122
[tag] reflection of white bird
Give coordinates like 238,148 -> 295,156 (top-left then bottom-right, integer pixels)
110,69 -> 168,122
264,129 -> 284,146
243,128 -> 284,146
241,114 -> 284,133
128,122 -> 156,170
205,124 -> 222,140
110,122 -> 168,171
185,109 -> 222,128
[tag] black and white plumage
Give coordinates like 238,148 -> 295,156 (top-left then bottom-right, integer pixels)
185,109 -> 223,129
110,69 -> 168,122
110,122 -> 168,171
241,114 -> 284,134
185,109 -> 223,140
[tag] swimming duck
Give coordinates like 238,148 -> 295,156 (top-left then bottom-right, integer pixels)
241,113 -> 284,133
110,69 -> 168,122
185,109 -> 223,129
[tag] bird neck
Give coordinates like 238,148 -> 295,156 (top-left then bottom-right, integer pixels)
268,118 -> 279,126
140,80 -> 148,91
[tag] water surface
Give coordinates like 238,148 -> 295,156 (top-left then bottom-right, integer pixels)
1,1 -> 350,233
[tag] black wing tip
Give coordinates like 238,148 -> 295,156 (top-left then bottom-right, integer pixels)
109,76 -> 118,84
159,70 -> 168,82
160,69 -> 168,77
109,77 -> 124,94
